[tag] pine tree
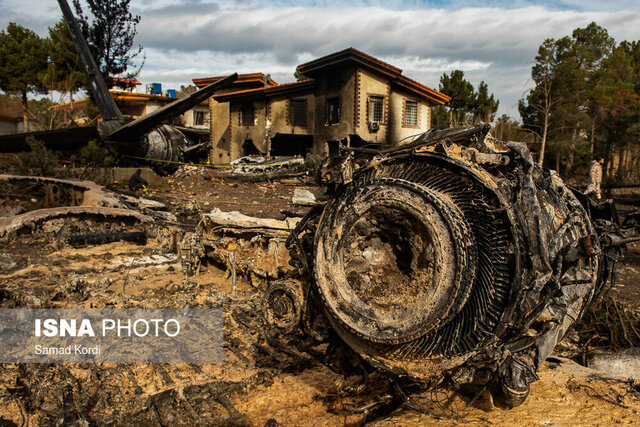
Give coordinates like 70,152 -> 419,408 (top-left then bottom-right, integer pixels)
72,0 -> 144,85
45,19 -> 85,101
473,81 -> 499,123
0,23 -> 48,130
40,19 -> 86,129
430,105 -> 450,129
520,22 -> 637,177
436,71 -> 499,128
438,70 -> 475,127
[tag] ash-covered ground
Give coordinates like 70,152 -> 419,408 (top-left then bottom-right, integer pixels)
0,167 -> 639,426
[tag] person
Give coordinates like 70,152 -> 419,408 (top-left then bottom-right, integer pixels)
585,158 -> 604,200
128,169 -> 148,191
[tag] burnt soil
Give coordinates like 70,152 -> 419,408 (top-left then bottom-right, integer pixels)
0,170 -> 639,425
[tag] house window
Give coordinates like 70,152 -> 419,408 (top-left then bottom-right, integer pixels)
289,99 -> 307,127
193,110 -> 205,126
240,103 -> 254,126
368,95 -> 384,123
404,100 -> 418,127
326,97 -> 340,125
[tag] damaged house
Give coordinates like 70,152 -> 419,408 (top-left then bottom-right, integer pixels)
192,73 -> 280,164
194,48 -> 450,163
52,82 -> 211,144
0,113 -> 23,135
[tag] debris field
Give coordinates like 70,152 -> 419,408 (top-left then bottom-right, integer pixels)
1,128 -> 640,425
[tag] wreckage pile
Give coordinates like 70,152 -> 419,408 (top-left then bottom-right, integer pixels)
270,125 -> 623,408
161,125 -> 628,409
0,174 -> 178,241
1,126 -> 637,422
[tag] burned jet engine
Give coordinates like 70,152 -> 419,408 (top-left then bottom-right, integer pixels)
278,125 -> 621,408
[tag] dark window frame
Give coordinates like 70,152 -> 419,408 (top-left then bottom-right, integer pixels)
240,103 -> 255,126
193,110 -> 205,126
326,97 -> 340,125
289,98 -> 308,127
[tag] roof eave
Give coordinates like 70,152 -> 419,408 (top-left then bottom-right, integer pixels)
392,79 -> 450,105
214,80 -> 317,102
192,73 -> 278,89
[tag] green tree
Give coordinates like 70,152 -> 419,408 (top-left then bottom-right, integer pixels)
436,71 -> 499,128
521,23 -> 617,171
473,81 -> 499,123
45,20 -> 85,101
0,23 -> 48,130
438,70 -> 476,126
39,19 -> 86,129
293,69 -> 306,81
563,23 -> 614,171
521,37 -> 567,166
19,136 -> 61,176
596,43 -> 640,180
492,114 -> 529,142
72,0 -> 144,84
430,105 -> 450,129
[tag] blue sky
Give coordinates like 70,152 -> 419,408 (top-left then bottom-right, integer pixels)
1,0 -> 639,119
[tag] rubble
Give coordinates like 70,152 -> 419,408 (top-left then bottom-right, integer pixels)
213,156 -> 310,183
292,188 -> 316,205
149,126 -> 632,410
0,0 -> 632,420
67,231 -> 147,246
587,348 -> 640,380
172,164 -> 209,178
0,206 -> 151,238
230,155 -> 267,165
155,125 -> 631,411
158,208 -> 301,281
230,156 -> 304,174
201,208 -> 300,232
0,174 -> 177,239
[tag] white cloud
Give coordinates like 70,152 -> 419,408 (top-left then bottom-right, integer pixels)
138,48 -> 296,88
381,56 -> 493,73
133,5 -> 640,117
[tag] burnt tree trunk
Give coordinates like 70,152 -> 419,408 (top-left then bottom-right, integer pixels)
22,90 -> 29,131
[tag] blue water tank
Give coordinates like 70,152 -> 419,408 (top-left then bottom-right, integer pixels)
165,89 -> 176,98
146,82 -> 162,95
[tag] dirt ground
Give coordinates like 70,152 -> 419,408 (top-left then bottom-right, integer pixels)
1,169 -> 639,425
152,169 -> 326,221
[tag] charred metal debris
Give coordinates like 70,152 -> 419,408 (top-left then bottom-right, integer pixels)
259,124 -> 624,408
169,126 -> 625,409
0,174 -> 176,241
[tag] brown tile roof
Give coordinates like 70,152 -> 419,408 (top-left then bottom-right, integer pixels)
297,47 -> 402,76
192,73 -> 278,88
52,91 -> 208,110
395,74 -> 450,104
213,79 -> 316,102
199,49 -> 449,105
